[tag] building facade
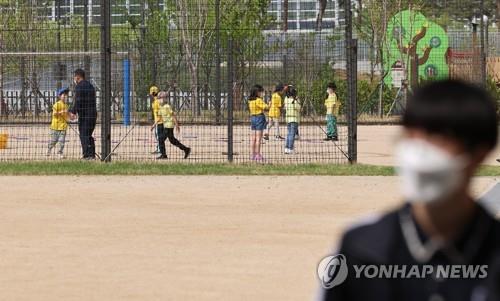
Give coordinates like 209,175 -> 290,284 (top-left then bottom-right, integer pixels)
267,0 -> 343,31
40,0 -> 344,30
44,0 -> 166,25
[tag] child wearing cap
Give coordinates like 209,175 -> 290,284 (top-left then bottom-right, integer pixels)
47,88 -> 70,158
151,91 -> 191,160
149,85 -> 161,154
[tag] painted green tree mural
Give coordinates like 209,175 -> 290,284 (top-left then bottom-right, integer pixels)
383,10 -> 449,88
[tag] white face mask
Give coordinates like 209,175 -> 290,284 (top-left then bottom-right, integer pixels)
395,139 -> 467,204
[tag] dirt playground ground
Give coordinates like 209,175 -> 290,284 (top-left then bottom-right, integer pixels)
0,123 -> 350,163
0,176 -> 498,301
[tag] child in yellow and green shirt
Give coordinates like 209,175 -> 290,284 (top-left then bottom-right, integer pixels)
324,82 -> 340,141
152,91 -> 191,160
284,86 -> 301,154
47,87 -> 70,158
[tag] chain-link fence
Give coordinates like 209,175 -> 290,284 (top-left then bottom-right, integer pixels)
0,0 -> 495,163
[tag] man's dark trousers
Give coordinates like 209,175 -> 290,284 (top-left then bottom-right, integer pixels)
79,116 -> 96,158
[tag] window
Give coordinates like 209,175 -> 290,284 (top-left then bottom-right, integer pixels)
74,6 -> 85,15
324,10 -> 335,19
269,3 -> 278,11
302,2 -> 316,10
129,4 -> 142,15
301,11 -> 316,20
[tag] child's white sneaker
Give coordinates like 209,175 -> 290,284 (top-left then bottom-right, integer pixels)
58,153 -> 65,159
284,148 -> 293,154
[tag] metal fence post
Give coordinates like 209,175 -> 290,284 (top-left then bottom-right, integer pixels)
227,37 -> 234,163
84,0 -> 91,78
215,0 -> 222,125
20,57 -> 26,118
101,0 -> 112,162
345,0 -> 357,164
56,0 -> 62,90
123,58 -> 131,126
350,39 -> 358,163
140,0 -> 147,113
283,54 -> 288,83
480,0 -> 487,86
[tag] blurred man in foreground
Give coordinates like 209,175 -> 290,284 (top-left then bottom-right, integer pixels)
318,80 -> 500,301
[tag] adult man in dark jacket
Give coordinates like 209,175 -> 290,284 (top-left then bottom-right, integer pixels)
69,69 -> 97,160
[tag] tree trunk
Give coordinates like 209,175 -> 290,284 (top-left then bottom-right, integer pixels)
378,49 -> 384,118
370,28 -> 375,83
283,0 -> 288,31
188,62 -> 199,118
497,0 -> 500,22
233,60 -> 244,111
0,35 -> 3,117
176,0 -> 209,118
358,0 -> 363,24
316,0 -> 327,31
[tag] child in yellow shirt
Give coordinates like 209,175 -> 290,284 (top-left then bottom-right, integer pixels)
324,82 -> 340,141
47,88 -> 70,158
264,83 -> 285,141
248,84 -> 268,161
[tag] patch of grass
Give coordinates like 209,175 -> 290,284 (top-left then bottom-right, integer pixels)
476,165 -> 500,177
0,161 -> 396,176
0,162 -> 498,176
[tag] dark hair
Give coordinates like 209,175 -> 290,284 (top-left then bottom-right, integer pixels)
403,80 -> 498,152
74,69 -> 86,79
248,84 -> 264,101
327,82 -> 337,90
286,86 -> 298,99
274,83 -> 285,93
